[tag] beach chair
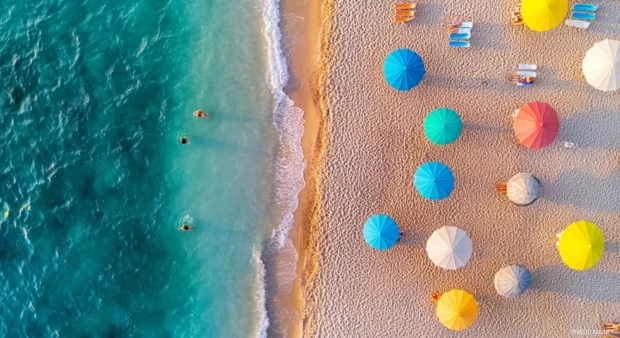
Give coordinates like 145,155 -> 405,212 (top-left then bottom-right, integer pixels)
517,70 -> 536,78
460,21 -> 473,29
565,19 -> 591,29
395,3 -> 416,10
449,32 -> 471,40
395,10 -> 415,17
449,40 -> 470,48
573,3 -> 597,12
518,64 -> 537,71
572,11 -> 596,21
394,16 -> 414,23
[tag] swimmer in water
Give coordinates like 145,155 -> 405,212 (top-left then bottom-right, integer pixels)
180,137 -> 189,144
179,224 -> 193,231
194,110 -> 211,118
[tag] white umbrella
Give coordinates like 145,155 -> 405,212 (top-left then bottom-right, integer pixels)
507,173 -> 542,206
426,226 -> 472,270
494,265 -> 532,298
582,39 -> 620,91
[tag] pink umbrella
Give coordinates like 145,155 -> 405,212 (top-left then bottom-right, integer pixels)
514,101 -> 560,149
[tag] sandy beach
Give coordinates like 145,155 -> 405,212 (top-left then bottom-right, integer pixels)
299,0 -> 620,337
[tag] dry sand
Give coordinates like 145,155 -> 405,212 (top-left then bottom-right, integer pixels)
302,0 -> 620,337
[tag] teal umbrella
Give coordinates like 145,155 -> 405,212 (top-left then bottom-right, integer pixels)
363,214 -> 400,250
383,49 -> 426,91
413,162 -> 455,200
424,108 -> 463,145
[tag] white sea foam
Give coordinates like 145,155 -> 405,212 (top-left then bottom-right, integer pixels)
261,0 -> 306,252
252,248 -> 270,338
257,0 -> 307,335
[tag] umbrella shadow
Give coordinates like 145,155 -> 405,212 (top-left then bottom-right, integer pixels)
398,232 -> 426,248
544,170 -> 620,212
530,265 -> 620,301
559,110 -> 620,150
589,2 -> 620,35
534,66 -> 588,91
472,22 -> 510,50
606,243 -> 620,253
413,3 -> 443,26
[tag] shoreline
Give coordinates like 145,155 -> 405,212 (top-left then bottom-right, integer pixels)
273,0 -> 333,336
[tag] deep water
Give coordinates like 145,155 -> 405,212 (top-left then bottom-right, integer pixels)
0,0 -> 276,336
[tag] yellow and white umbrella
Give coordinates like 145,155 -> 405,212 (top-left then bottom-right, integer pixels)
583,39 -> 620,92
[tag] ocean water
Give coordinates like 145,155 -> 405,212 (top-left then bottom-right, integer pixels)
0,0 -> 305,337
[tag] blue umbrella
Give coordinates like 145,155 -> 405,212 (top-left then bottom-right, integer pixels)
363,214 -> 400,250
413,162 -> 455,200
383,49 -> 426,91
494,265 -> 532,297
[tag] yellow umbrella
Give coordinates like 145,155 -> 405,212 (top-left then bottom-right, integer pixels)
558,220 -> 605,270
522,0 -> 568,32
436,289 -> 478,331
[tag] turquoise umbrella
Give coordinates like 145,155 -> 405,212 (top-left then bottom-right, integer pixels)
413,162 -> 455,200
363,214 -> 400,250
424,108 -> 463,145
383,49 -> 426,91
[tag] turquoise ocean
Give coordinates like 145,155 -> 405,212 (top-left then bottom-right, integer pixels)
0,0 -> 305,336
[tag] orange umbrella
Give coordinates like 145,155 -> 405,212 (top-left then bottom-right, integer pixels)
514,101 -> 560,149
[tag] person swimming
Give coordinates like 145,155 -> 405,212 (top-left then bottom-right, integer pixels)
179,224 -> 192,231
194,110 -> 211,118
180,137 -> 189,144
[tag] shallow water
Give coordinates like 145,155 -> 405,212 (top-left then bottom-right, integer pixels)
0,0 -> 280,336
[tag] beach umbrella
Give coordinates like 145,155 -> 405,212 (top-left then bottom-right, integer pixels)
514,101 -> 560,149
424,108 -> 463,145
383,48 -> 426,91
413,162 -> 455,200
426,226 -> 472,270
507,173 -> 542,206
363,214 -> 400,250
436,289 -> 478,331
582,39 -> 620,92
522,0 -> 568,32
494,265 -> 532,297
558,220 -> 605,270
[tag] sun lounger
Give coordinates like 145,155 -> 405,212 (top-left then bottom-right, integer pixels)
395,3 -> 416,10
516,82 -> 533,87
517,70 -> 536,77
394,16 -> 414,22
395,10 -> 415,17
565,19 -> 590,29
451,27 -> 473,34
572,11 -> 596,21
573,4 -> 597,12
449,40 -> 470,48
450,32 -> 471,40
460,21 -> 473,29
518,64 -> 537,71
